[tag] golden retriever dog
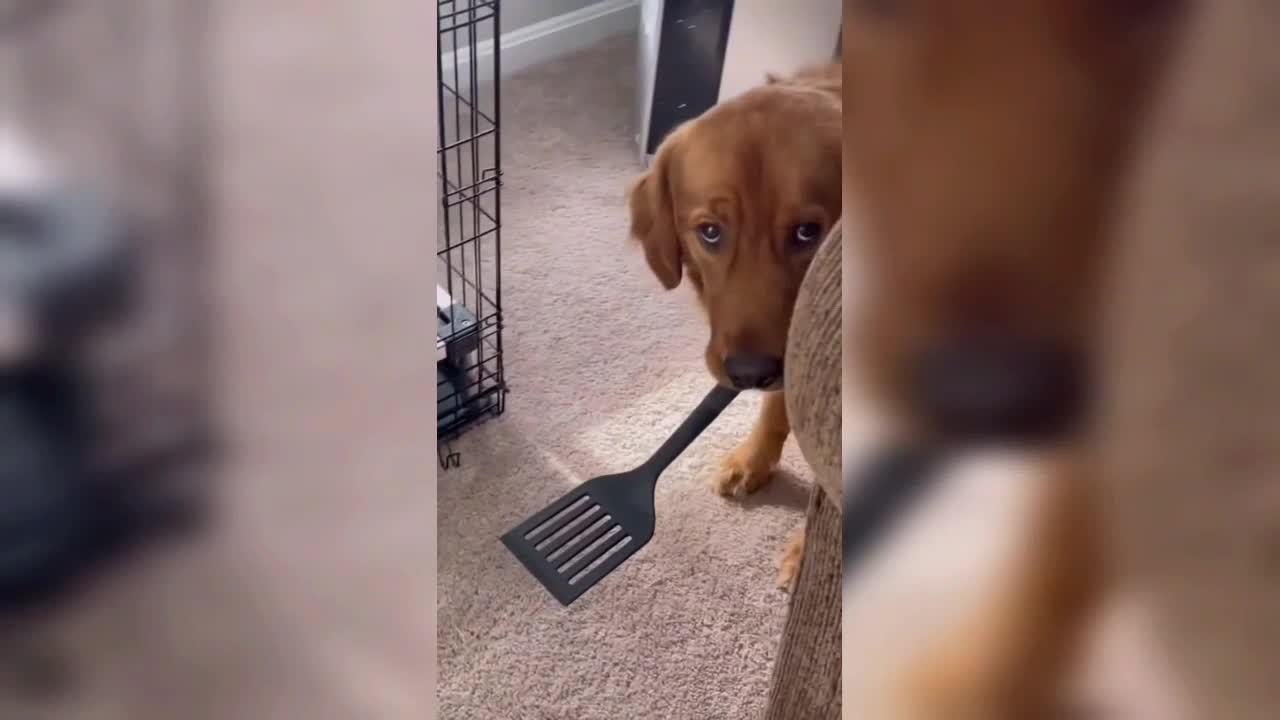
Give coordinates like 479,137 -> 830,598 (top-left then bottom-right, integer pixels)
627,64 -> 841,588
841,0 -> 1192,717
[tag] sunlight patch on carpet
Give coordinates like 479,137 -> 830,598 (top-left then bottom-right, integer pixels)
569,372 -> 763,499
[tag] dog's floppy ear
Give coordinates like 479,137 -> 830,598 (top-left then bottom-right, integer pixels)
627,141 -> 683,290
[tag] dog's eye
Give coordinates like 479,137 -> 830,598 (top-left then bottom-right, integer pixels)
697,223 -> 722,247
792,223 -> 823,246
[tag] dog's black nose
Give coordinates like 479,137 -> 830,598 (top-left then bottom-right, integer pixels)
724,352 -> 784,390
913,334 -> 1087,444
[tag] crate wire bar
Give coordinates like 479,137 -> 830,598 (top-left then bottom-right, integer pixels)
437,0 -> 506,446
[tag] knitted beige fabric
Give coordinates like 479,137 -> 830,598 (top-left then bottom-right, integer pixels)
764,225 -> 843,719
787,223 -> 844,505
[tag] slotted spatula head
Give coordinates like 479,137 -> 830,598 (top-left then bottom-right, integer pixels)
501,385 -> 739,606
501,470 -> 657,606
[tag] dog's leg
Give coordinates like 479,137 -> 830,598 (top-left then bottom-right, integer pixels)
710,390 -> 790,497
777,525 -> 806,592
895,453 -> 1104,719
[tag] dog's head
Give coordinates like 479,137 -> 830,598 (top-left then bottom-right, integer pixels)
843,0 -> 1190,444
628,75 -> 842,391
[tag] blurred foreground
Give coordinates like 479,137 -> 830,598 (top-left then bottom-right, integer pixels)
1,1 -> 437,717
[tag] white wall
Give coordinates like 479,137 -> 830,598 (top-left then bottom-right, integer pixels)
718,0 -> 841,102
504,0 -> 601,33
441,0 -> 639,83
446,0 -> 609,43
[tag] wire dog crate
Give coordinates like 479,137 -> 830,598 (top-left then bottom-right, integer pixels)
437,0 -> 507,455
1,0 -> 215,491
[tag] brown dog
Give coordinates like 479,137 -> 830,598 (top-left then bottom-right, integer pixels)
842,0 -> 1191,717
627,65 -> 841,587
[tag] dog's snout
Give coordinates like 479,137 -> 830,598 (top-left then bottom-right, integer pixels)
724,352 -> 783,391
913,334 -> 1086,444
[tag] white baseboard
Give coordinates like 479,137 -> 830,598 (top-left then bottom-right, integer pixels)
440,0 -> 639,85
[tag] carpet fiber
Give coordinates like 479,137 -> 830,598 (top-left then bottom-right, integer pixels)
436,36 -> 812,720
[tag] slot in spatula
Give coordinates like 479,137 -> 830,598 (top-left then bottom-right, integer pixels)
501,384 -> 739,606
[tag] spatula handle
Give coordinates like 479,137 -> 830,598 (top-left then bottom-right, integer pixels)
842,444 -> 945,578
642,384 -> 740,474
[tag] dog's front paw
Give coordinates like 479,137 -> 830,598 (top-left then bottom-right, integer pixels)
891,639 -> 1064,720
709,444 -> 776,497
891,660 -> 992,720
777,528 -> 806,592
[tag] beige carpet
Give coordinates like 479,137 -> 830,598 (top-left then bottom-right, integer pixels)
436,36 -> 812,720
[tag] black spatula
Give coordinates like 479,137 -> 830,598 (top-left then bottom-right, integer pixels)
842,443 -> 947,579
501,384 -> 739,606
